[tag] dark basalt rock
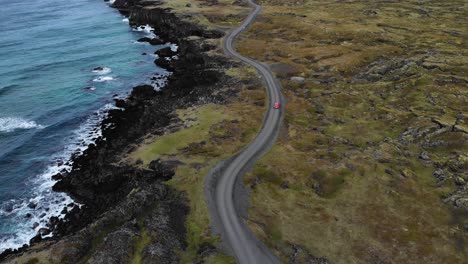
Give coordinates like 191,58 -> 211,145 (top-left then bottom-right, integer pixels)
1,0 -> 231,261
129,84 -> 159,100
148,159 -> 175,180
48,216 -> 59,228
38,228 -> 51,236
154,57 -> 175,71
137,37 -> 165,45
200,29 -> 224,39
122,2 -> 224,43
111,0 -> 136,11
201,43 -> 217,51
197,242 -> 217,258
114,98 -> 126,108
29,234 -> 42,245
155,46 -> 176,57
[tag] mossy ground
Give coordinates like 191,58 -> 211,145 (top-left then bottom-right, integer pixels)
3,1 -> 263,263
237,0 -> 467,263
122,1 -> 267,262
129,79 -> 265,261
145,0 -> 250,31
8,0 -> 466,263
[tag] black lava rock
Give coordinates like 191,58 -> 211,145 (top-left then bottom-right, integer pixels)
155,47 -> 176,57
137,37 -> 165,45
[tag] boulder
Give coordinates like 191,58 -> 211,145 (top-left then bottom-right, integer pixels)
129,85 -> 158,100
148,159 -> 175,180
290,76 -> 305,83
155,47 -> 176,57
154,57 -> 175,71
38,228 -> 51,236
137,37 -> 165,45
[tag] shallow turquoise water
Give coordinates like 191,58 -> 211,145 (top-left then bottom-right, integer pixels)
0,0 -> 167,251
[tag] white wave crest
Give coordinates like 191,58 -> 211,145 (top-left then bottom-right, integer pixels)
92,76 -> 115,82
149,72 -> 172,91
0,117 -> 44,133
170,44 -> 178,52
122,18 -> 129,23
133,24 -> 154,33
132,24 -> 156,38
0,103 -> 120,252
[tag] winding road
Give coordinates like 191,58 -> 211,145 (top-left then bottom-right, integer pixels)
207,0 -> 283,263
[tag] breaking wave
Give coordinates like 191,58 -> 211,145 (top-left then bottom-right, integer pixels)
0,117 -> 45,133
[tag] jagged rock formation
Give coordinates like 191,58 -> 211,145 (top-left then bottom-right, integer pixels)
0,0 -> 230,262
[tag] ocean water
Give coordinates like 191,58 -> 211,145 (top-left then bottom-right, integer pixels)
0,0 -> 169,252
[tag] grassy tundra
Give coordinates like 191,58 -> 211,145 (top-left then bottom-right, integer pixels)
237,0 -> 467,263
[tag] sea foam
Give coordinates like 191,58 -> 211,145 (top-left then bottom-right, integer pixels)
0,104 -> 119,253
0,117 -> 44,133
170,44 -> 178,52
91,67 -> 112,75
132,24 -> 156,38
92,76 -> 115,82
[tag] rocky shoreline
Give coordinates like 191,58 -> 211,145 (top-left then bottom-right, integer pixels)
0,0 -> 232,262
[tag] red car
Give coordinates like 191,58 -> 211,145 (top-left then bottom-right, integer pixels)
273,102 -> 280,109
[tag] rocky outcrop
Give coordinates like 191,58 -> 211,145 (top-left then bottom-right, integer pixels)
155,46 -> 177,57
50,0 -> 228,212
353,56 -> 426,82
137,36 -> 165,45
277,243 -> 329,264
113,0 -> 224,42
0,0 -> 230,262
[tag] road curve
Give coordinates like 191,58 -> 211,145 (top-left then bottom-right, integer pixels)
208,0 -> 283,263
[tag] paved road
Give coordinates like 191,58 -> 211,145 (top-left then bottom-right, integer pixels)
209,0 -> 283,263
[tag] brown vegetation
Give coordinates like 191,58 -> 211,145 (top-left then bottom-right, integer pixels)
238,0 -> 467,263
